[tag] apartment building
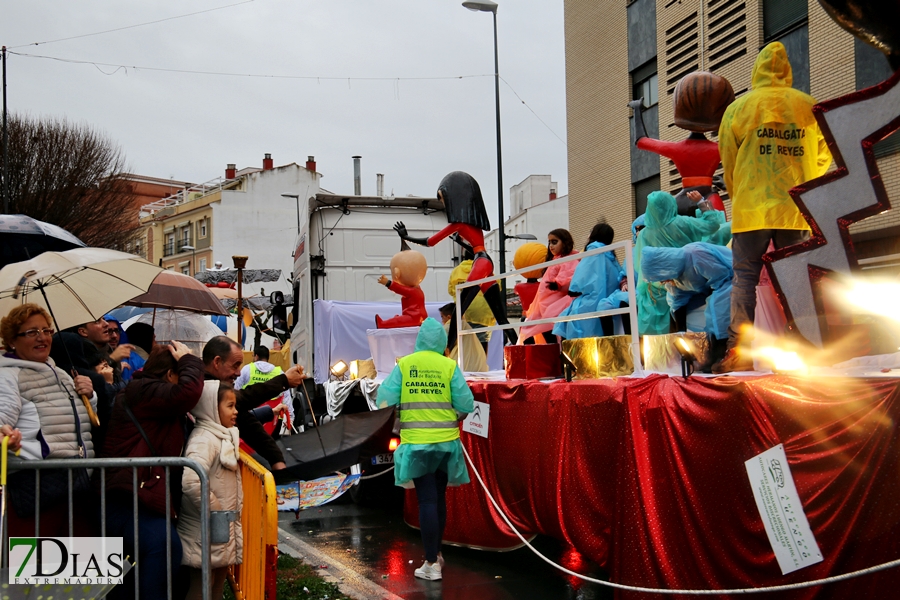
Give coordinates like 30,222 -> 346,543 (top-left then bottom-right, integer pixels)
137,155 -> 320,294
564,0 -> 899,263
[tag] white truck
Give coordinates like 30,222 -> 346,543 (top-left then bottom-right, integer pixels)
288,192 -> 460,385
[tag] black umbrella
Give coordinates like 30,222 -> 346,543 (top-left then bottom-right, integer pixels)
0,214 -> 86,269
273,407 -> 396,484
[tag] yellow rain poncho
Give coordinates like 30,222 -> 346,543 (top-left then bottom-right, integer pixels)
718,42 -> 832,234
448,260 -> 496,330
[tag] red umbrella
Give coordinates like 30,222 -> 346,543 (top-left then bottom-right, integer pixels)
125,271 -> 227,316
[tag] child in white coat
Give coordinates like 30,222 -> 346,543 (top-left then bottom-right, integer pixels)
178,380 -> 243,600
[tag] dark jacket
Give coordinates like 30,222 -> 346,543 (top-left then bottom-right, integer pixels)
203,372 -> 290,467
100,354 -> 205,515
50,332 -> 123,451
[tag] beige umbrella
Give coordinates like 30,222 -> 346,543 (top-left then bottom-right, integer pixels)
0,248 -> 160,428
0,247 -> 161,332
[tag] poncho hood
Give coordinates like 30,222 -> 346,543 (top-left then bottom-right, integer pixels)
415,318 -> 448,354
641,246 -> 687,282
644,191 -> 678,229
751,41 -> 792,90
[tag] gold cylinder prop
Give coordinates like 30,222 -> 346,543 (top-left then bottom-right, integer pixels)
560,336 -> 635,379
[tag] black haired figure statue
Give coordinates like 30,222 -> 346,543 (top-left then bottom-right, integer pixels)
394,171 -> 517,351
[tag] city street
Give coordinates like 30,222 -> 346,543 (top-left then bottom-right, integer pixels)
277,491 -> 614,600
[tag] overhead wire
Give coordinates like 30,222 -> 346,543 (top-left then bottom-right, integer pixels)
7,50 -> 490,83
6,0 -> 258,50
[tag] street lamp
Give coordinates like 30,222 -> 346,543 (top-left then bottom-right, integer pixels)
462,1 -> 506,309
503,233 -> 537,241
180,245 -> 196,276
281,193 -> 301,234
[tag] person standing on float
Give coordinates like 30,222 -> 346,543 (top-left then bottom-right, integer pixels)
712,42 -> 831,373
394,171 -> 517,350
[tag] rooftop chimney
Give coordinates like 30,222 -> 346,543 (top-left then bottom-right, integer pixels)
305,155 -> 316,172
549,191 -> 557,201
353,156 -> 362,196
376,173 -> 384,197
263,153 -> 274,170
225,163 -> 236,179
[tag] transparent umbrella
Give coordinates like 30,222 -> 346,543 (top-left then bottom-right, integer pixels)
131,309 -> 225,356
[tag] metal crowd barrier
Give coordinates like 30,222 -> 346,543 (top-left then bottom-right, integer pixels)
455,238 -> 643,372
228,450 -> 279,600
1,456 -> 211,600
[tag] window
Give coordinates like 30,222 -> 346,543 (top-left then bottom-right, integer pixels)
182,266 -> 190,275
633,174 -> 660,219
200,219 -> 208,238
199,258 -> 207,272
632,59 -> 658,108
763,0 -> 809,94
165,233 -> 175,257
763,0 -> 806,41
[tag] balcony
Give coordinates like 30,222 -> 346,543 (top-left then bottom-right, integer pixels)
163,237 -> 193,257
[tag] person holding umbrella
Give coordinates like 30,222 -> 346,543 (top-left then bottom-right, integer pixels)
0,303 -> 97,536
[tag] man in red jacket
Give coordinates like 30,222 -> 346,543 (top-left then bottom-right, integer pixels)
201,336 -> 304,470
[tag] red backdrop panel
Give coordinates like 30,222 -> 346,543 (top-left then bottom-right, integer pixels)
404,375 -> 900,597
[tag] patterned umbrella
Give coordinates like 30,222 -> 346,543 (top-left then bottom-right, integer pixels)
0,214 -> 86,269
125,270 -> 227,316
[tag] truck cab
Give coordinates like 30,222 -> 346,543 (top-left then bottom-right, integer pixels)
290,192 -> 460,386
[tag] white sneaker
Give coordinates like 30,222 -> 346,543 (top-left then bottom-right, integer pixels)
414,561 -> 442,581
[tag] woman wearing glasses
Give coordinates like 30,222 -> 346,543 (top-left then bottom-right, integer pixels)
0,303 -> 97,536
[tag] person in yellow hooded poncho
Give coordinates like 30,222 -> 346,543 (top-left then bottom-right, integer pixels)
714,41 -> 832,373
448,259 -> 495,350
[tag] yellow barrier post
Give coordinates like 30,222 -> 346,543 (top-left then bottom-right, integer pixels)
230,450 -> 279,599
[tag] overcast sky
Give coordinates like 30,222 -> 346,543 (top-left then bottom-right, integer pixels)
4,0 -> 568,229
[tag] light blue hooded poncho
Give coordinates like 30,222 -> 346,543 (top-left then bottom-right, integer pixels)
552,241 -> 628,339
634,191 -> 727,335
377,318 -> 474,487
640,242 -> 733,340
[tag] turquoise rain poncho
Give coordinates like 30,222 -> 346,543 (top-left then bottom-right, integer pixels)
552,241 -> 628,339
376,318 -> 474,487
634,191 -> 726,335
640,242 -> 733,340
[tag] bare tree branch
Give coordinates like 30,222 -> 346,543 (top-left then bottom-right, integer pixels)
2,113 -> 140,249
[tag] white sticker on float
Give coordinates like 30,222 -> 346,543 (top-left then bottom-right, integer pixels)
745,444 -> 823,574
462,401 -> 490,439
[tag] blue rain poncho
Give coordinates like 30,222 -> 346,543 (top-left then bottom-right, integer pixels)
376,318 -> 474,487
552,241 -> 626,339
634,191 -> 726,335
640,242 -> 733,340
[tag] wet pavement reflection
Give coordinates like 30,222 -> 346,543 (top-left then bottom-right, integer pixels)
279,495 -> 614,599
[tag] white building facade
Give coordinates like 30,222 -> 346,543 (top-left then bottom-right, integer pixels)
485,174 -> 569,287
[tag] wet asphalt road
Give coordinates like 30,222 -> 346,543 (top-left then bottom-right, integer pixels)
277,492 -> 614,600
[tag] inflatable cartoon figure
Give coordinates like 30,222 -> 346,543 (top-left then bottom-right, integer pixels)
376,250 -> 428,329
629,71 -> 735,215
394,171 -> 517,350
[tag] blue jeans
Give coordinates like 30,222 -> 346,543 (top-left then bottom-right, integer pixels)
103,495 -> 183,600
413,469 -> 449,563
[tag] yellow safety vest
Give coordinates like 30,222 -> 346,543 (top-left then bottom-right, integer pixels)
398,351 -> 459,445
249,363 -> 282,386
